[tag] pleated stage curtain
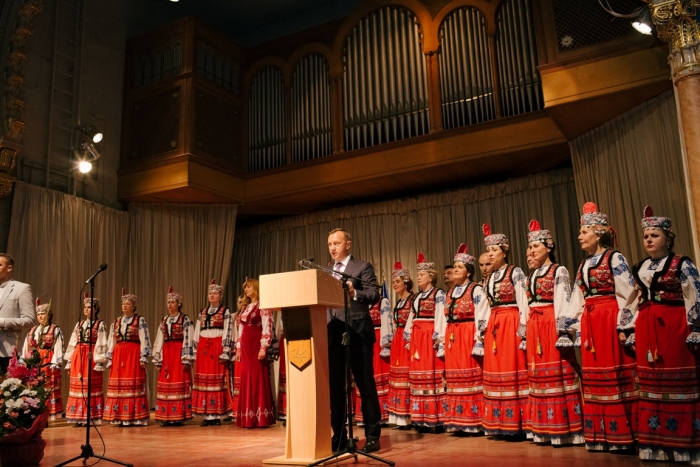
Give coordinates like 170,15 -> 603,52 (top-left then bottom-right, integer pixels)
570,90 -> 695,264
229,168 -> 581,303
7,183 -> 237,405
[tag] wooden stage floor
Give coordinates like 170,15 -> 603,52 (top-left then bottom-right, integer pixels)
43,416 -> 672,467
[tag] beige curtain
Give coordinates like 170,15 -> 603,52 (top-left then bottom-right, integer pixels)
230,168 -> 581,303
571,90 -> 693,265
6,184 -> 238,406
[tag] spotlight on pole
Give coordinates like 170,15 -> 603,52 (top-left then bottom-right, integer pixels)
77,123 -> 103,143
631,9 -> 653,35
78,160 -> 93,173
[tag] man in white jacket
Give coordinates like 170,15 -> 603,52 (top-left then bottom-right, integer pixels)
0,253 -> 36,373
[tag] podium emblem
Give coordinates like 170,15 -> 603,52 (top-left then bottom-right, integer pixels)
288,339 -> 312,371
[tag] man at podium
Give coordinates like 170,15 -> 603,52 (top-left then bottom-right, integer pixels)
326,228 -> 382,453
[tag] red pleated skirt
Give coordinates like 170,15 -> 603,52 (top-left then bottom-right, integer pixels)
388,328 -> 411,426
235,325 -> 276,428
277,334 -> 287,421
66,343 -> 103,423
444,320 -> 483,432
636,302 -> 700,461
525,304 -> 584,444
580,295 -> 639,450
482,306 -> 529,435
38,348 -> 63,419
103,341 -> 149,424
409,319 -> 445,427
193,336 -> 233,418
355,328 -> 390,424
155,340 -> 192,422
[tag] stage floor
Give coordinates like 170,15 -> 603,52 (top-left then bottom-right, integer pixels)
43,416 -> 672,466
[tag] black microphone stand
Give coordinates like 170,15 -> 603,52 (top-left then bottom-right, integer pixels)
300,260 -> 394,467
55,272 -> 133,467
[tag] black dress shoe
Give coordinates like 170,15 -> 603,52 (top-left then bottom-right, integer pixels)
361,439 -> 380,453
211,419 -> 222,426
200,420 -> 211,426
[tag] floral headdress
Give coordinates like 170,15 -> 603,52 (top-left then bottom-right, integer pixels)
416,252 -> 435,272
453,243 -> 475,266
641,205 -> 672,232
208,279 -> 223,294
527,219 -> 554,249
83,292 -> 99,307
392,261 -> 410,282
120,287 -> 137,305
482,224 -> 509,250
35,297 -> 52,321
580,202 -> 609,235
167,285 -> 182,304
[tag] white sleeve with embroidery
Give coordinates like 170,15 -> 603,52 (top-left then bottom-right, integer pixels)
63,323 -> 80,370
612,252 -> 639,331
182,315 -> 195,363
51,327 -> 65,368
105,322 -> 116,367
403,297 -> 417,347
433,290 -> 447,353
93,321 -> 109,370
221,308 -> 233,359
554,266 -> 581,329
260,308 -> 273,352
138,316 -> 152,362
192,315 -> 201,358
152,323 -> 164,366
20,330 -> 32,361
513,267 -> 530,341
379,298 -> 394,357
681,259 -> 700,345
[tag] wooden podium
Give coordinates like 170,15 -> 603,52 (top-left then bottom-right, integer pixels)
260,269 -> 344,465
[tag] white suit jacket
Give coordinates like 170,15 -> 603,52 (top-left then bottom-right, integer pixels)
0,280 -> 36,357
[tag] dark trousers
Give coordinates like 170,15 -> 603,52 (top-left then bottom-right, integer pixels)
0,356 -> 10,374
328,319 -> 381,442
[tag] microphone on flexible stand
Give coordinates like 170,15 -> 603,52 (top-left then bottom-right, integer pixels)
85,263 -> 108,284
298,257 -> 315,267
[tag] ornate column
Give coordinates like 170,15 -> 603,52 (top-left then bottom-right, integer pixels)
0,0 -> 43,199
645,0 -> 700,257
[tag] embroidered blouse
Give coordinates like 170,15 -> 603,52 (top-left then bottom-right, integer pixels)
152,312 -> 195,365
106,314 -> 153,365
481,264 -> 530,339
527,263 -> 582,332
372,297 -> 394,357
404,286 -> 447,352
64,320 -> 108,371
21,324 -> 65,369
235,302 -> 273,353
436,280 -> 489,352
193,305 -> 234,361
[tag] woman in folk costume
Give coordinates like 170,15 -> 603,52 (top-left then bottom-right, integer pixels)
64,293 -> 108,426
437,244 -> 489,434
231,294 -> 250,421
192,279 -> 234,425
104,288 -> 152,426
523,220 -> 584,445
387,261 -> 415,427
632,206 -> 700,462
404,253 -> 447,430
275,310 -> 287,424
234,278 -> 276,428
21,298 -> 64,420
152,286 -> 194,426
355,286 -> 393,425
480,224 -> 530,437
574,202 -> 639,451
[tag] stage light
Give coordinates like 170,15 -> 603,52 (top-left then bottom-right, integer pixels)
78,160 -> 92,173
78,123 -> 103,143
632,9 -> 653,35
82,142 -> 101,160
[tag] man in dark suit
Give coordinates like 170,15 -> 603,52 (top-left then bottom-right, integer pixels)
327,228 -> 381,453
0,253 -> 36,373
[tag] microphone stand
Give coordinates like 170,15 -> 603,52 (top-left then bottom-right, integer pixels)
55,273 -> 133,467
300,260 -> 395,467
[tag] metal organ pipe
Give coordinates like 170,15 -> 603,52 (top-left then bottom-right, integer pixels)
291,54 -> 332,163
248,66 -> 285,172
343,6 -> 429,151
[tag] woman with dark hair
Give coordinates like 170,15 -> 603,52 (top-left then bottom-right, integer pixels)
404,253 -> 447,430
437,243 -> 489,434
152,286 -> 194,426
64,293 -> 108,426
193,279 -> 234,426
632,206 -> 700,462
573,202 -> 638,451
480,224 -> 530,437
387,261 -> 414,427
22,298 -> 64,420
523,220 -> 584,445
104,288 -> 152,426
234,278 -> 276,428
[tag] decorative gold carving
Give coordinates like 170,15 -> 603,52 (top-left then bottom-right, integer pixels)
0,149 -> 17,170
0,176 -> 14,199
645,1 -> 700,81
287,339 -> 312,371
7,121 -> 25,142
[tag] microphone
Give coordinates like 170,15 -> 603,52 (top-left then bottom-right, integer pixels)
298,256 -> 314,266
85,263 -> 108,284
